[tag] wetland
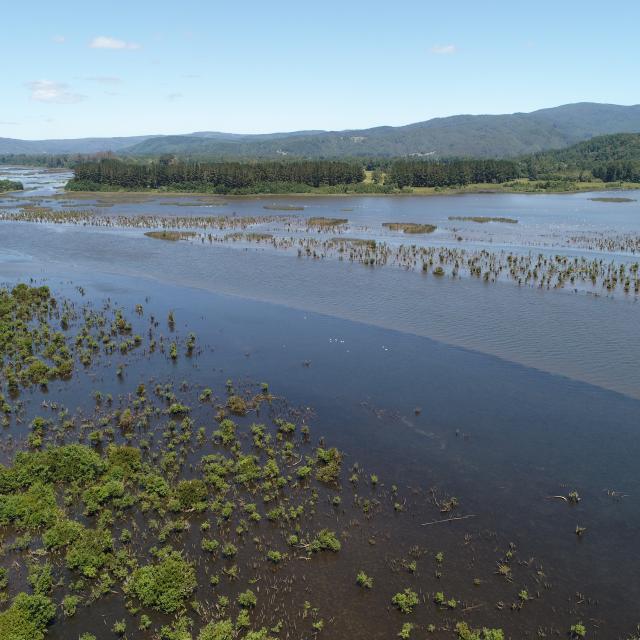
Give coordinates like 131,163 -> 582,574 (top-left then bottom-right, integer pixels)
0,166 -> 639,639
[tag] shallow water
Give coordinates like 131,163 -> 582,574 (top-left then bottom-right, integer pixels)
0,215 -> 639,399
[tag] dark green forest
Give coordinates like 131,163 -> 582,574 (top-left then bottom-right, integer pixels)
388,159 -> 520,188
524,133 -> 640,182
67,159 -> 365,193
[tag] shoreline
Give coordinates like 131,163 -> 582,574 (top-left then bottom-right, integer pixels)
57,182 -> 640,199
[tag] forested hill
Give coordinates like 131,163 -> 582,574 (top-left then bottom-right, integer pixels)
524,133 -> 640,182
527,133 -> 640,167
2,103 -> 640,160
124,103 -> 640,159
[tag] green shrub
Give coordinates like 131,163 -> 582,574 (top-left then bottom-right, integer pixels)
125,551 -> 196,613
0,593 -> 55,640
392,588 -> 419,614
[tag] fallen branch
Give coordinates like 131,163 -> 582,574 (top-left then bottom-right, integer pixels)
421,515 -> 476,526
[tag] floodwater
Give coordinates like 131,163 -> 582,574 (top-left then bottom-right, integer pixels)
1,167 -> 640,398
1,167 -> 640,637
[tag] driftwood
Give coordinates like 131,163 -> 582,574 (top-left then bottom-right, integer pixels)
421,514 -> 476,526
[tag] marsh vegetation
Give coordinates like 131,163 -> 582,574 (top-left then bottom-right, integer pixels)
448,217 -> 518,224
382,222 -> 437,234
0,283 -> 618,639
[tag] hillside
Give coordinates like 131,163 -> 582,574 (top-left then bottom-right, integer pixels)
2,103 -> 640,159
0,135 -> 159,155
123,103 -> 640,159
528,132 -> 640,167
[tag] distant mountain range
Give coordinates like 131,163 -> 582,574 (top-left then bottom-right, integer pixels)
2,102 -> 640,159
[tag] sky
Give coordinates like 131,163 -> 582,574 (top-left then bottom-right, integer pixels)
3,0 -> 640,140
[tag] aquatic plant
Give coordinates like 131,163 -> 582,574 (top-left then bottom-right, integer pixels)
356,571 -> 373,588
455,622 -> 505,640
448,216 -> 518,224
125,550 -> 197,613
392,588 -> 419,614
398,622 -> 415,638
382,222 -> 437,234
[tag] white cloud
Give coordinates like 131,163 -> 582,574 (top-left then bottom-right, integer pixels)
90,36 -> 141,50
27,80 -> 85,104
167,92 -> 183,101
431,44 -> 457,55
52,35 -> 66,44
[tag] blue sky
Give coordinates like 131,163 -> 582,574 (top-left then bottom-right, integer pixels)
3,0 -> 639,139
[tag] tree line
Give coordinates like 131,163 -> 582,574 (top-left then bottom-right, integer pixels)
591,161 -> 640,182
69,159 -> 365,191
388,159 -> 521,187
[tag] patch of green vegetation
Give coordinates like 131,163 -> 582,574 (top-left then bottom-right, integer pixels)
589,196 -> 636,203
391,588 -> 419,614
448,216 -> 518,224
308,529 -> 341,552
0,593 -> 56,640
125,550 -> 197,613
455,622 -> 505,640
382,222 -> 437,234
144,230 -> 197,241
263,204 -> 305,211
0,179 -> 24,192
307,217 -> 348,227
356,571 -> 373,588
315,447 -> 343,483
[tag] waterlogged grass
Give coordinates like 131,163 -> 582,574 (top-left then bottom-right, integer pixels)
144,231 -> 197,242
382,222 -> 437,234
307,216 -> 348,228
588,197 -> 636,203
225,232 -> 274,242
330,237 -> 377,248
263,204 -> 305,211
4,207 -> 638,294
0,206 -> 295,231
448,216 -> 518,224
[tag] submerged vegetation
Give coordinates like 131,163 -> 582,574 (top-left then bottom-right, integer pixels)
0,283 -> 613,638
448,216 -> 518,224
307,217 -> 348,228
145,230 -> 197,241
382,222 -> 437,234
3,205 -> 639,297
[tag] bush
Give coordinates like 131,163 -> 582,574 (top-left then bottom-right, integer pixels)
309,529 -> 341,552
0,593 -> 56,640
392,588 -> 419,614
0,482 -> 59,529
125,551 -> 196,613
66,527 -> 113,577
237,589 -> 257,608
